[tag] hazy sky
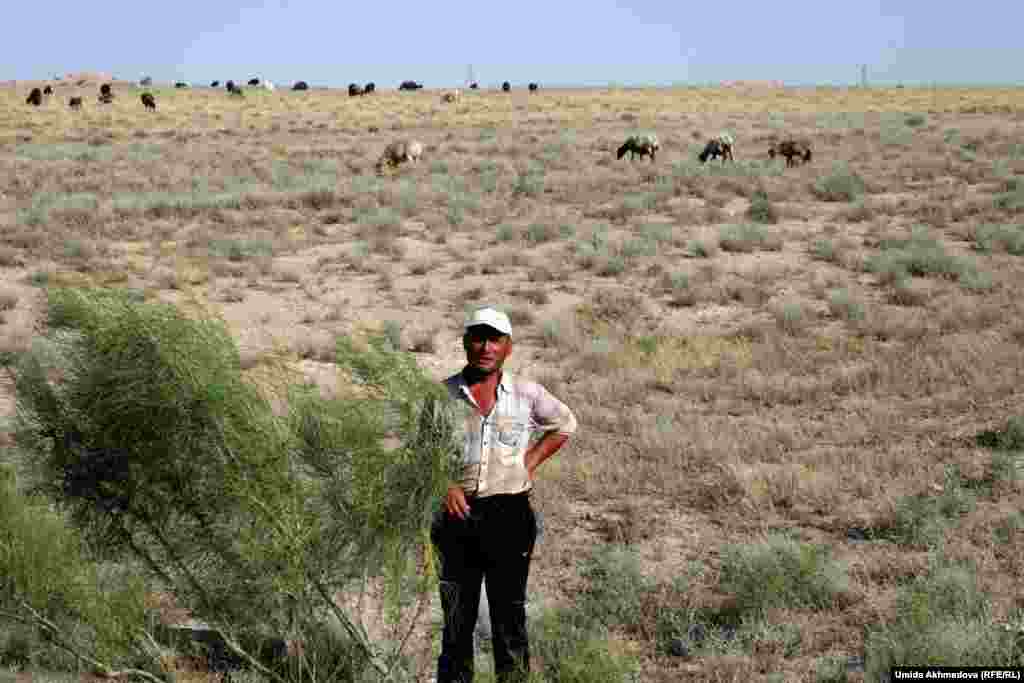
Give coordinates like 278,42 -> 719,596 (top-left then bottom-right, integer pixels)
5,1 -> 1022,87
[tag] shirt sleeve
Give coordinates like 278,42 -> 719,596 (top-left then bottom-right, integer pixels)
529,382 -> 577,436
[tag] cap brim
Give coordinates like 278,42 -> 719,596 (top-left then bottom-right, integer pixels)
465,322 -> 512,335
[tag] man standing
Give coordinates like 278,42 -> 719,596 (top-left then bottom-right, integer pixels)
432,307 -> 576,683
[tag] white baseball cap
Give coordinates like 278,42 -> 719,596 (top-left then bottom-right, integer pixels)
465,306 -> 512,336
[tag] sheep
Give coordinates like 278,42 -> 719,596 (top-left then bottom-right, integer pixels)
502,81 -> 511,92
26,88 -> 43,106
469,82 -> 479,90
175,82 -> 189,89
364,82 -> 375,94
227,81 -> 244,96
348,83 -> 364,97
375,140 -> 424,173
698,133 -> 735,163
43,85 -> 54,96
141,92 -> 157,110
292,81 -> 309,91
399,80 -> 423,91
69,96 -> 83,110
616,133 -> 660,162
248,78 -> 260,86
211,80 -> 221,88
440,89 -> 461,104
98,91 -> 115,105
528,82 -> 539,92
225,80 -> 236,91
768,139 -> 812,167
100,83 -> 112,96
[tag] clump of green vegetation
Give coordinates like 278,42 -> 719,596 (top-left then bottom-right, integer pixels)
746,190 -> 778,224
718,533 -> 849,614
209,239 -> 274,261
878,466 -> 977,547
827,289 -> 866,322
865,559 -> 1024,677
576,545 -> 653,629
719,223 -> 780,252
813,163 -> 866,202
972,224 -> 1024,255
865,226 -> 991,290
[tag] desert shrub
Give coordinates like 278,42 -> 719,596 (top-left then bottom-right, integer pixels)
719,223 -> 777,253
746,190 -> 778,224
972,223 -> 1024,255
576,545 -> 653,629
827,289 -> 866,322
12,287 -> 462,683
209,239 -> 275,261
878,466 -> 977,547
812,164 -> 866,202
976,416 -> 1024,452
865,559 -> 1024,677
865,226 -> 989,288
718,534 -> 849,614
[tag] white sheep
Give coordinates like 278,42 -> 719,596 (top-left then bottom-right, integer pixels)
375,140 -> 424,173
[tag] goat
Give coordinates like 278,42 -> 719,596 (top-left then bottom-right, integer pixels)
348,83 -> 364,97
364,82 -> 375,94
375,140 -> 424,173
43,85 -> 54,96
292,81 -> 309,91
26,88 -> 43,106
399,80 -> 423,91
69,96 -> 83,110
211,80 -> 220,88
141,92 -> 157,110
98,91 -> 115,105
469,82 -> 479,90
768,139 -> 812,167
698,133 -> 735,163
100,83 -> 112,96
248,78 -> 260,86
528,83 -> 538,92
175,82 -> 189,89
616,133 -> 659,162
502,81 -> 511,92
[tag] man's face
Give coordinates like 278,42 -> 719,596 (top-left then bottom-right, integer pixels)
464,326 -> 512,374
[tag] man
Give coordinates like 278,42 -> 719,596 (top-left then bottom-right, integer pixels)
432,307 -> 576,683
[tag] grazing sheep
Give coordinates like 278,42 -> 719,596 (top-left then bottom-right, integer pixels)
69,96 -> 83,110
528,82 -> 539,92
175,82 -> 189,89
440,89 -> 461,104
211,80 -> 220,88
43,85 -> 53,96
26,88 -> 43,106
364,82 -> 375,94
768,139 -> 812,167
141,92 -> 157,110
617,133 -> 660,162
375,140 -> 424,173
248,78 -> 260,86
698,133 -> 735,163
292,81 -> 309,91
502,81 -> 511,92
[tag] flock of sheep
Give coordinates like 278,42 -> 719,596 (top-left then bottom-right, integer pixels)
20,81 -> 814,175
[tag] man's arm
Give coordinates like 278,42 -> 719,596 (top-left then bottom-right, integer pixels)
524,431 -> 569,480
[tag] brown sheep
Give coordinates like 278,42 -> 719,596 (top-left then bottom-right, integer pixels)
769,139 -> 812,167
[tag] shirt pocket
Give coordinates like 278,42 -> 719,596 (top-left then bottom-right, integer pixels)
495,419 -> 527,466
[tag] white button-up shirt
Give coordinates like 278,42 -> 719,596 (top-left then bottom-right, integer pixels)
443,370 -> 577,498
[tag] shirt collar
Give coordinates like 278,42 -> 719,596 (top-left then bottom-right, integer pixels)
455,368 -> 511,394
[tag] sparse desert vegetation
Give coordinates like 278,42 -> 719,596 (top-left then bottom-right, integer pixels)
2,82 -> 1024,682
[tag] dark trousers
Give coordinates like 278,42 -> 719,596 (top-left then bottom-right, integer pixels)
431,492 -> 538,683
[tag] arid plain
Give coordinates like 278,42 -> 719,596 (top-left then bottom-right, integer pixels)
2,83 -> 1024,682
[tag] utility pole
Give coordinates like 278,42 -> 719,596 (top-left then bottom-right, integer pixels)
467,64 -> 475,87
861,64 -> 868,88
